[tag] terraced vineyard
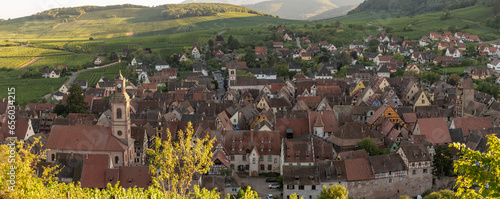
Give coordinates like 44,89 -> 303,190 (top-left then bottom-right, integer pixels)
0,46 -> 72,69
28,54 -> 95,69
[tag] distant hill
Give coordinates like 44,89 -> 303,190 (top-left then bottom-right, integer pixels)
246,0 -> 364,20
307,4 -> 359,21
0,3 -> 297,40
349,0 -> 495,16
180,0 -> 268,5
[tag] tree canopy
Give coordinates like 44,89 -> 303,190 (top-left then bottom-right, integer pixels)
317,185 -> 349,199
451,135 -> 500,198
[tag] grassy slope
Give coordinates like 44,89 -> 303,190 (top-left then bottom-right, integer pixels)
0,7 -> 301,40
324,5 -> 499,40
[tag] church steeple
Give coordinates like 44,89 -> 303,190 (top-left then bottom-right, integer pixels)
111,72 -> 131,145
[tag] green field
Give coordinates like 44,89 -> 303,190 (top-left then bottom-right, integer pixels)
75,63 -> 124,87
0,77 -> 68,104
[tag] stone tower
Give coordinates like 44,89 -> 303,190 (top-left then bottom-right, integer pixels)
110,71 -> 132,146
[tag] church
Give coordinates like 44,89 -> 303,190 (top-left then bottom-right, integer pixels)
46,72 -> 145,177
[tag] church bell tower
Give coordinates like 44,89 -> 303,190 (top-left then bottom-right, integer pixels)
110,71 -> 132,146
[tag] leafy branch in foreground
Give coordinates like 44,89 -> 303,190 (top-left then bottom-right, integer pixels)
451,134 -> 500,198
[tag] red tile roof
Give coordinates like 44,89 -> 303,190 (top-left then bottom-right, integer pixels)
46,125 -> 128,151
81,154 -> 110,188
106,166 -> 152,189
453,117 -> 493,137
309,111 -> 338,133
416,117 -> 451,144
344,157 -> 374,181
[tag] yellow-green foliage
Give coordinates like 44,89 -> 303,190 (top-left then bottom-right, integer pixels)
0,123 -> 263,199
451,135 -> 500,198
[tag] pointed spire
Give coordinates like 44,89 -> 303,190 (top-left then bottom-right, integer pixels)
119,70 -> 124,80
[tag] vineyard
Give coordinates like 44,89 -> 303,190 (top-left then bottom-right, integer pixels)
0,57 -> 33,69
0,77 -> 68,104
0,46 -> 72,69
75,63 -> 123,87
28,54 -> 94,69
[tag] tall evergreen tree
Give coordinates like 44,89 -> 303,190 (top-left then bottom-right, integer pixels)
66,82 -> 89,113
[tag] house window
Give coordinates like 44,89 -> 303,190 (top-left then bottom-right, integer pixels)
230,155 -> 235,161
261,164 -> 265,170
230,164 -> 234,169
115,156 -> 119,164
117,131 -> 122,136
287,185 -> 295,190
259,156 -> 263,161
299,185 -> 304,190
423,169 -> 428,174
116,108 -> 122,119
252,157 -> 256,164
268,165 -> 272,170
422,100 -> 425,104
51,154 -> 55,161
274,158 -> 277,163
311,185 -> 316,190
242,156 -> 246,161
268,155 -> 272,162
374,180 -> 378,185
399,177 -> 403,182
412,170 -> 416,175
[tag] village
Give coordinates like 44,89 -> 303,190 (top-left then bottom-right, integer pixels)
2,27 -> 500,199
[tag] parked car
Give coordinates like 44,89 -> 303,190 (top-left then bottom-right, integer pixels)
266,178 -> 277,182
267,194 -> 273,199
268,184 -> 280,189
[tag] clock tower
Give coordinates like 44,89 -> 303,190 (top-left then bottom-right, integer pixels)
110,71 -> 132,146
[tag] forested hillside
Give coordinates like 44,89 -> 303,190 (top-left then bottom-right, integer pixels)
158,3 -> 277,19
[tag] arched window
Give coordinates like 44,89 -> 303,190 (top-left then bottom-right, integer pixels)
116,108 -> 122,119
115,156 -> 119,164
252,157 -> 256,164
274,158 -> 277,163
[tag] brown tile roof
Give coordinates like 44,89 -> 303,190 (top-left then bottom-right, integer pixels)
297,96 -> 322,109
338,149 -> 368,160
344,157 -> 374,181
26,103 -> 57,112
222,130 -> 281,156
402,113 -> 417,123
106,166 -> 152,189
1,119 -> 31,141
283,165 -> 320,185
309,111 -> 338,133
416,117 -> 451,144
399,142 -> 431,162
453,117 -> 493,137
81,154 -> 109,188
66,113 -> 95,121
369,154 -> 407,174
46,125 -> 128,151
328,122 -> 383,148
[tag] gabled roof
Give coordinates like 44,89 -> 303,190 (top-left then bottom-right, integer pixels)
345,157 -> 374,181
81,154 -> 109,188
369,154 -> 407,174
453,117 -> 493,137
46,125 -> 128,151
416,117 -> 451,144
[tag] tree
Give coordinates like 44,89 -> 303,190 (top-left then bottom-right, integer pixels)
418,71 -> 441,84
231,186 -> 259,199
423,190 -> 457,199
448,73 -> 461,86
242,47 -> 257,68
109,52 -> 119,61
368,39 -> 380,52
432,146 -> 454,177
317,185 -> 348,199
66,83 -> 88,114
216,35 -> 224,42
147,122 -> 216,198
385,26 -> 393,33
357,137 -> 385,156
451,135 -> 500,198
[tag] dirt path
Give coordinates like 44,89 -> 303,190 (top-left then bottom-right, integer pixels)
17,57 -> 42,69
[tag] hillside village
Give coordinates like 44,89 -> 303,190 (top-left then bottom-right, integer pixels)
2,25 -> 500,199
